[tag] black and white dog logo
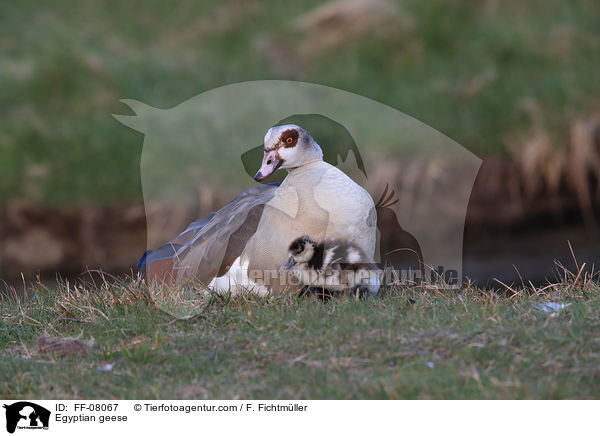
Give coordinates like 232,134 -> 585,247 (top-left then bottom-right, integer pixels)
3,402 -> 50,434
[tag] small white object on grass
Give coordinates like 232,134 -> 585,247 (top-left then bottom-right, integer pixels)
97,363 -> 114,372
534,302 -> 572,314
425,361 -> 435,369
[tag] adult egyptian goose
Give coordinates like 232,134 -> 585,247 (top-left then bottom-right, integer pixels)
139,124 -> 377,295
284,235 -> 381,298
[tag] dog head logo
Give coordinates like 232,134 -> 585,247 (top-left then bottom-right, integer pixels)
3,402 -> 50,434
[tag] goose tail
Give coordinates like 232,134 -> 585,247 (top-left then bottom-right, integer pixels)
375,184 -> 399,210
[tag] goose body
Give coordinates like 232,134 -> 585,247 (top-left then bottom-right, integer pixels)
139,124 -> 377,295
284,236 -> 381,297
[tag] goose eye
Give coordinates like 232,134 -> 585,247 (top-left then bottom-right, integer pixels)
286,137 -> 293,144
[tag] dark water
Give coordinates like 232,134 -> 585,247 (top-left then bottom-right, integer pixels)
463,224 -> 600,287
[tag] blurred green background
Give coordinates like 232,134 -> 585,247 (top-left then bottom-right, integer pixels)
2,0 -> 599,205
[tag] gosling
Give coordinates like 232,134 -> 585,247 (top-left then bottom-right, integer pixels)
284,236 -> 381,298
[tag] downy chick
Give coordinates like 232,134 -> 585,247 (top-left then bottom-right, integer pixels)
284,236 -> 381,297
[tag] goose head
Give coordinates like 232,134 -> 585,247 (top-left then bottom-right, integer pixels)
284,235 -> 317,269
254,125 -> 323,181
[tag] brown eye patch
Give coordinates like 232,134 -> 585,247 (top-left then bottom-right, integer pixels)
280,129 -> 299,148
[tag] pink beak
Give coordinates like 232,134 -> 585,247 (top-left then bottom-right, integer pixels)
254,149 -> 283,181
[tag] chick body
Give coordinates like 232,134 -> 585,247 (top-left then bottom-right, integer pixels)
285,236 -> 381,297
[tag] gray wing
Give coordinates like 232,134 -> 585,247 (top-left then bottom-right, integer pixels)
139,183 -> 279,284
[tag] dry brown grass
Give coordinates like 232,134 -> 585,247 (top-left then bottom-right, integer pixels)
511,108 -> 600,227
36,335 -> 93,357
49,273 -> 153,323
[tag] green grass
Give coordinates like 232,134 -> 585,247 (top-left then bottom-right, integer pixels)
2,270 -> 599,399
1,0 -> 600,204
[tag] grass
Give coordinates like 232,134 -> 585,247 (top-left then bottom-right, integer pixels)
1,264 -> 599,399
1,0 -> 600,204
